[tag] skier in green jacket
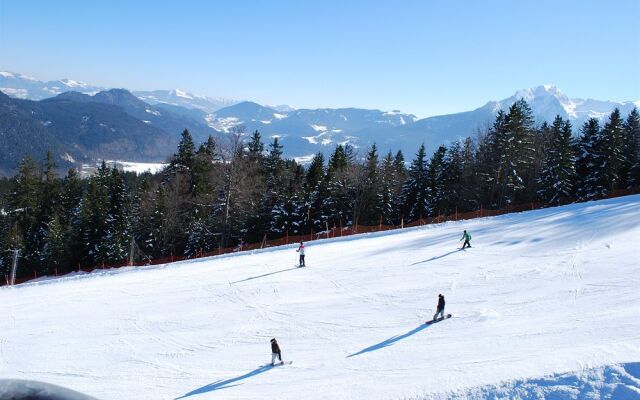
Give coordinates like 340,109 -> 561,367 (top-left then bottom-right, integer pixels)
460,230 -> 472,249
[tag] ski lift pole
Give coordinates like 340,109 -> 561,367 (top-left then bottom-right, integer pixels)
10,249 -> 19,286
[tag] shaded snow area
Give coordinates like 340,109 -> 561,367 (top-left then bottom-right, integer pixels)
1,196 -> 639,400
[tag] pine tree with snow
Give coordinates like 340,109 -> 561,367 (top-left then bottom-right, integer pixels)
622,108 -> 640,187
143,185 -> 169,258
377,152 -> 396,225
359,144 -> 379,225
323,145 -> 356,228
426,145 -> 447,216
168,129 -> 197,174
495,99 -> 536,206
600,109 -> 626,191
78,162 -> 111,266
104,168 -> 132,264
440,141 -> 464,214
401,144 -> 429,222
575,118 -> 601,199
247,130 -> 265,160
537,116 -> 576,204
580,109 -> 626,197
41,214 -> 68,275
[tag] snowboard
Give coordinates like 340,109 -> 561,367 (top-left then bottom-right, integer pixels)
271,361 -> 292,367
426,314 -> 452,324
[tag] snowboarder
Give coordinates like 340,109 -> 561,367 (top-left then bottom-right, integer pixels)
433,294 -> 445,321
460,230 -> 472,249
270,338 -> 283,366
296,241 -> 306,267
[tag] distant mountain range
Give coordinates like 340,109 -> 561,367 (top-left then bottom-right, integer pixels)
0,70 -> 638,173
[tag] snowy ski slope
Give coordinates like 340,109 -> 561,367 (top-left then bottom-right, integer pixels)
1,195 -> 639,400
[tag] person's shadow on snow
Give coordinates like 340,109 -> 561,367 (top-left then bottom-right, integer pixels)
175,364 -> 274,398
411,249 -> 461,265
347,324 -> 431,357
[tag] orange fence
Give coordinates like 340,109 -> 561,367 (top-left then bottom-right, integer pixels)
4,187 -> 638,286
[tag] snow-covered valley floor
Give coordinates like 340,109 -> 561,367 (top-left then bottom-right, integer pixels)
1,196 -> 640,400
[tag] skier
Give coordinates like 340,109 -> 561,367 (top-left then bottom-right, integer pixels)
270,338 -> 283,366
460,230 -> 472,249
433,294 -> 445,321
296,241 -> 306,267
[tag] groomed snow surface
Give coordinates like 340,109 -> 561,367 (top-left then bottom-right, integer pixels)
1,196 -> 639,400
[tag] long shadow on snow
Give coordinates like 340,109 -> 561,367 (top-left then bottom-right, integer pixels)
175,364 -> 273,398
231,267 -> 300,284
411,249 -> 462,265
347,324 -> 431,357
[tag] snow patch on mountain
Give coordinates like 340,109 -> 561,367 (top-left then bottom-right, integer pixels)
59,79 -> 89,88
205,115 -> 242,132
0,88 -> 29,98
311,124 -> 328,132
294,153 -> 315,163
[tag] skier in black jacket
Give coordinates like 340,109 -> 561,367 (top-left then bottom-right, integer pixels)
270,338 -> 282,366
433,294 -> 446,321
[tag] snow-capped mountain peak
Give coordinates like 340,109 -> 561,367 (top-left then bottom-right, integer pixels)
59,78 -> 90,88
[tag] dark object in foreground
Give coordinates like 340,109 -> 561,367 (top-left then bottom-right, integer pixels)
0,380 -> 97,400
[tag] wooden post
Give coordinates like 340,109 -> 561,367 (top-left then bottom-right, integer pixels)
401,217 -> 404,229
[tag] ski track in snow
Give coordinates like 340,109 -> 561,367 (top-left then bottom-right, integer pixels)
0,196 -> 639,399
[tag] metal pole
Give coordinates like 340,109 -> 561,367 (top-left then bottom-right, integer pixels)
128,237 -> 135,266
10,249 -> 19,285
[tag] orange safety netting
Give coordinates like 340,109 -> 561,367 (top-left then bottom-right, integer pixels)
3,187 -> 638,286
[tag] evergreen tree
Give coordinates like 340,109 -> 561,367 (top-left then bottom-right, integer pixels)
575,118 -> 601,198
193,136 -> 217,197
600,108 -> 626,191
537,116 -> 576,203
495,99 -> 536,206
104,168 -> 132,264
401,144 -> 429,222
426,145 -> 447,216
170,129 -> 197,173
247,130 -> 265,159
305,153 -> 325,193
441,141 -> 464,214
360,144 -> 379,225
580,109 -> 626,197
377,152 -> 396,225
10,156 -> 40,269
78,162 -> 111,265
622,108 -> 640,187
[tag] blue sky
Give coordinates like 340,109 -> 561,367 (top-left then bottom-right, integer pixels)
1,0 -> 639,117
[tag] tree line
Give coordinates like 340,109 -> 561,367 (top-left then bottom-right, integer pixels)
1,99 -> 638,280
